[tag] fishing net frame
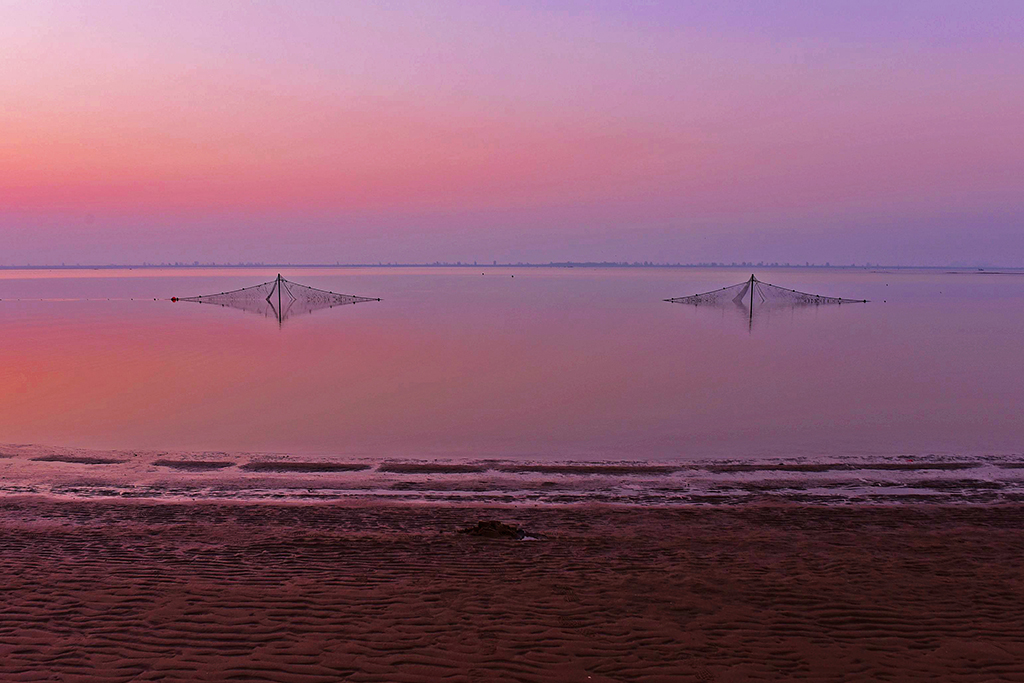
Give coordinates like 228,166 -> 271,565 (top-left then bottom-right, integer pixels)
665,274 -> 867,308
175,274 -> 379,323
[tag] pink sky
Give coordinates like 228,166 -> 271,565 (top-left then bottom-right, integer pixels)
2,1 -> 1022,265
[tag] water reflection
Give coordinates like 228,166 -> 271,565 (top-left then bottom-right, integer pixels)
0,267 -> 1021,458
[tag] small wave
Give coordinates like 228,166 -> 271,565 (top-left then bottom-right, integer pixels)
497,465 -> 677,475
31,455 -> 126,465
378,463 -> 490,474
152,460 -> 235,471
240,462 -> 371,473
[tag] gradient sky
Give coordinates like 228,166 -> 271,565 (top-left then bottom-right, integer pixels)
2,1 -> 1022,266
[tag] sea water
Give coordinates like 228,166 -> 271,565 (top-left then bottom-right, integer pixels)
1,266 -> 1022,504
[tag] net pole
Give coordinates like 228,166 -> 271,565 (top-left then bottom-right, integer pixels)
749,274 -> 754,322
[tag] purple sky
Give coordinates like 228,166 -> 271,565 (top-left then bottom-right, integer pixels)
2,1 -> 1022,265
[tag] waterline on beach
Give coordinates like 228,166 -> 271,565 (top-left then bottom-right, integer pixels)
3,445 -> 1022,506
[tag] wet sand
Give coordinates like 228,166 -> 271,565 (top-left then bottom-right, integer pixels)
2,499 -> 1024,682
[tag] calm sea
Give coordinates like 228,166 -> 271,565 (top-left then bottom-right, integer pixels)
2,267 -> 1022,504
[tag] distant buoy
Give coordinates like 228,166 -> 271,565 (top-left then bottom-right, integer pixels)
171,297 -> 178,302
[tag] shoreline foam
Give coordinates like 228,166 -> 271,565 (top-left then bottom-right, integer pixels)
2,443 -> 1024,507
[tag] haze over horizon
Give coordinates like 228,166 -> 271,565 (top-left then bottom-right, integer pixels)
3,1 -> 1022,267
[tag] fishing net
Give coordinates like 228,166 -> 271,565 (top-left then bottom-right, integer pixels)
666,275 -> 866,308
175,275 -> 379,322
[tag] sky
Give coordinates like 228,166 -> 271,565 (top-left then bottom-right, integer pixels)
2,0 -> 1022,266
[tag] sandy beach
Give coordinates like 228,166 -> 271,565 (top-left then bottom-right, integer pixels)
2,499 -> 1023,682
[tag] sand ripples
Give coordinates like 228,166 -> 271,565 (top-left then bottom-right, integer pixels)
2,501 -> 1024,681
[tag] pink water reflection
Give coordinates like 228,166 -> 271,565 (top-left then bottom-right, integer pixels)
1,268 -> 1021,459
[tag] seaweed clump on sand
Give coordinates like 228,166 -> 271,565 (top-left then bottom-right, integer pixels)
458,521 -> 526,540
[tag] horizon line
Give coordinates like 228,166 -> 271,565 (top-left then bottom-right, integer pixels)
1,263 -> 1021,271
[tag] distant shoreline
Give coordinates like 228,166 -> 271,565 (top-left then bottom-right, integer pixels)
2,263 -> 1021,271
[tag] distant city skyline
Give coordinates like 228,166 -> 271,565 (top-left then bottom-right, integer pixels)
3,1 -> 1022,266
